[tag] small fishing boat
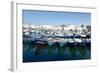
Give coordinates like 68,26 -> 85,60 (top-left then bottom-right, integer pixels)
73,38 -> 82,43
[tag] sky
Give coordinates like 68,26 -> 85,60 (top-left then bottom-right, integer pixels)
22,10 -> 91,26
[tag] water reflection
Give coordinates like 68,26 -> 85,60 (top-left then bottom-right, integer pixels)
23,40 -> 91,62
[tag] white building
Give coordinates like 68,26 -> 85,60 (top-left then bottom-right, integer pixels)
23,24 -> 89,36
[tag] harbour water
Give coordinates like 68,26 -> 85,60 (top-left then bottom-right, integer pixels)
23,39 -> 91,62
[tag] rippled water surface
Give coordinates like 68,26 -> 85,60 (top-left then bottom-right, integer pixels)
23,41 -> 91,62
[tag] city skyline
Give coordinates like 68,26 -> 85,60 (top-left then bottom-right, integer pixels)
22,10 -> 91,26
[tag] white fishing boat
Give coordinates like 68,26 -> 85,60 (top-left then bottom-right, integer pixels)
67,38 -> 75,43
74,38 -> 82,43
57,38 -> 67,47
